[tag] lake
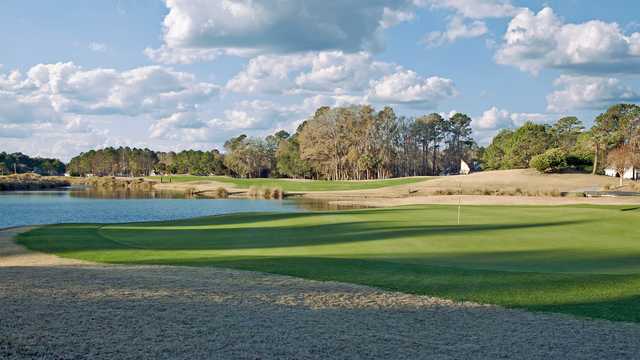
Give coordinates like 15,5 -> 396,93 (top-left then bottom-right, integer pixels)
0,188 -> 335,229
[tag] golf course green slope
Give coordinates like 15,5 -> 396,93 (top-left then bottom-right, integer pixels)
18,205 -> 640,322
148,175 -> 431,192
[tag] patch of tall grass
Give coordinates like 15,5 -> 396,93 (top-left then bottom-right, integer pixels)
432,187 -> 579,197
248,186 -> 285,199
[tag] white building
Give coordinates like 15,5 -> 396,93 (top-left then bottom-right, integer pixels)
604,167 -> 639,180
459,160 -> 471,175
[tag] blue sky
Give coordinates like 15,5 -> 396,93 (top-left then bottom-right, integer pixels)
1,0 -> 639,160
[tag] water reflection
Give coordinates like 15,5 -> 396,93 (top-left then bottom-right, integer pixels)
69,187 -> 191,199
292,198 -> 370,211
0,188 -> 367,229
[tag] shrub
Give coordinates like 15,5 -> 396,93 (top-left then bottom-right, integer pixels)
248,186 -> 260,198
271,187 -> 284,199
530,148 -> 568,173
215,187 -> 229,198
262,188 -> 272,199
566,153 -> 593,168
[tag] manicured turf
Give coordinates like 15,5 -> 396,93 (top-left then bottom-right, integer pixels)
147,175 -> 431,191
18,205 -> 640,322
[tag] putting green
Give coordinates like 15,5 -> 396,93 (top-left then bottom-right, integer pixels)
18,205 -> 640,322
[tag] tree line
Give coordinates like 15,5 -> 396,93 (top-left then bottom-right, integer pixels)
16,103 -> 640,180
224,106 -> 480,180
67,147 -> 226,177
0,152 -> 66,176
65,105 -> 480,179
482,104 -> 640,178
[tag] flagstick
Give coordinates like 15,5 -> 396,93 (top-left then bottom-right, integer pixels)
457,182 -> 462,225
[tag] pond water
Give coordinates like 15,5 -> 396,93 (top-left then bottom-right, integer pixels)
0,188 -> 345,229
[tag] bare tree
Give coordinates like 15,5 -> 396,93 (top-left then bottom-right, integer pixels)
606,145 -> 637,186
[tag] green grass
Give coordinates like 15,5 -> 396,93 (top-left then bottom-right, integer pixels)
18,205 -> 640,322
147,175 -> 431,192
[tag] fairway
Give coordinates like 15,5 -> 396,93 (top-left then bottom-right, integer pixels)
18,205 -> 640,322
148,175 -> 431,192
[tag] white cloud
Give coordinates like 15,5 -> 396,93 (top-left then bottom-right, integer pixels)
227,51 -> 453,109
496,7 -> 640,75
0,90 -> 60,125
472,106 -> 550,144
88,42 -> 108,52
227,51 -> 399,95
474,106 -> 548,130
416,0 -> 518,19
0,62 -> 219,121
367,70 -> 457,108
226,53 -> 314,94
0,62 -> 222,155
144,46 -> 221,64
423,16 -> 488,47
147,0 -> 415,64
0,117 -> 115,161
149,112 -> 213,141
150,99 -> 308,143
546,75 -> 640,112
294,52 -> 397,94
381,7 -> 415,28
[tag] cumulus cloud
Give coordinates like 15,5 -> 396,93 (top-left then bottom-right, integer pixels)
381,7 -> 415,28
227,51 -> 453,109
0,62 -> 223,155
472,106 -> 550,144
150,100 -> 309,143
367,70 -> 457,108
416,0 -> 518,19
496,7 -> 640,75
226,51 -> 399,95
0,62 -> 219,121
226,53 -> 315,94
416,0 -> 517,47
146,0 -> 415,64
546,75 -> 640,112
294,52 -> 397,94
149,112 -> 213,142
144,46 -> 221,64
474,106 -> 548,130
423,16 -> 488,47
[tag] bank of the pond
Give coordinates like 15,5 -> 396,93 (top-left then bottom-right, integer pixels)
0,173 -> 70,191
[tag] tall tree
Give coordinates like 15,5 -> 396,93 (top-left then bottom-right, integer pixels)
552,116 -> 583,151
444,113 -> 473,173
482,129 -> 514,170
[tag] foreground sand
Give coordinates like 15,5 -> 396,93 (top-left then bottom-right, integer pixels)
2,228 -> 640,359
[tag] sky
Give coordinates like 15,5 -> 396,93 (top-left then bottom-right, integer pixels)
1,0 -> 640,161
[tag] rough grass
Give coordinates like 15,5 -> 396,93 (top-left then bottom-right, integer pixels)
18,205 -> 640,322
432,187 -> 572,197
148,175 -> 432,192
